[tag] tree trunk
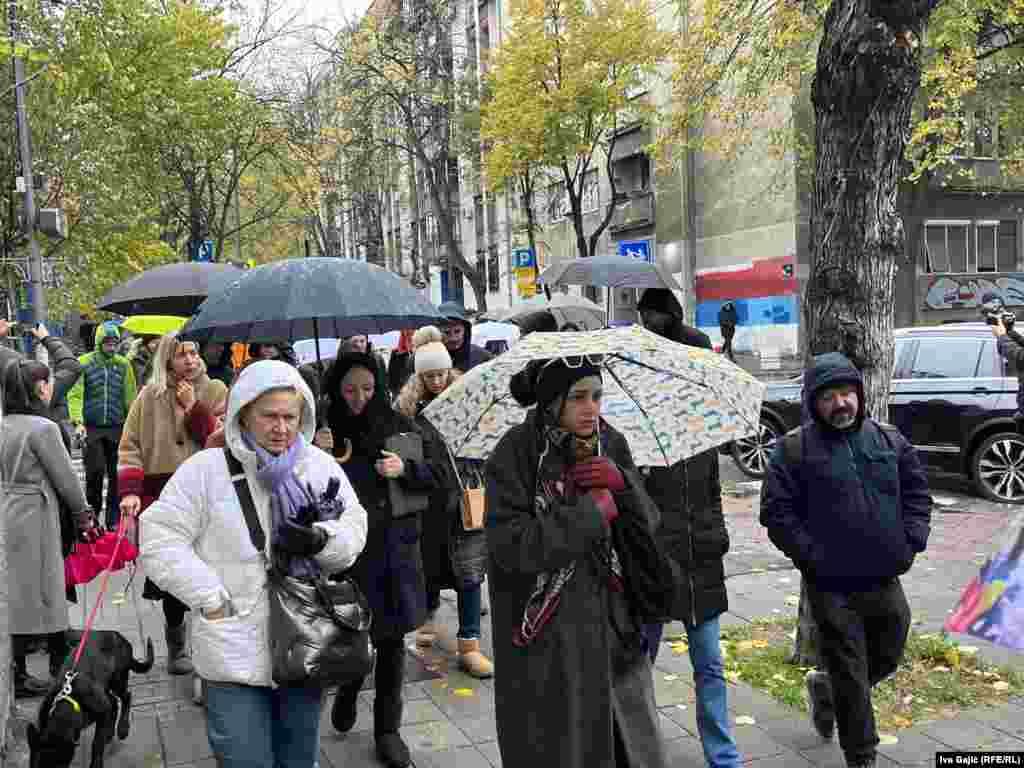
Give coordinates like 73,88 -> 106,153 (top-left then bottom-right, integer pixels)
794,0 -> 937,665
407,155 -> 425,285
427,168 -> 487,312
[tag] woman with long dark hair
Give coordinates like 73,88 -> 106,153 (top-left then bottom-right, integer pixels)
1,358 -> 91,696
314,352 -> 434,768
485,357 -> 666,768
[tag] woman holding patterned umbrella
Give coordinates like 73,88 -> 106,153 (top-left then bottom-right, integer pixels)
485,356 -> 666,768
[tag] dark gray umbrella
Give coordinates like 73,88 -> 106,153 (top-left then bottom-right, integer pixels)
538,255 -> 682,291
97,262 -> 243,316
179,258 -> 441,359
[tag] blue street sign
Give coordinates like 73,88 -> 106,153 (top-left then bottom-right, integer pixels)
617,239 -> 652,262
190,239 -> 216,262
512,247 -> 535,269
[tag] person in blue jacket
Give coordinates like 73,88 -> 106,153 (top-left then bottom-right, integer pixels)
760,352 -> 932,768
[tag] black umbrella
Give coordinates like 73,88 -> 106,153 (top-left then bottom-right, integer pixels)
179,258 -> 441,363
97,262 -> 243,316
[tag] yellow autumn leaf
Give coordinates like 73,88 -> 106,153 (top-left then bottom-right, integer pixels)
452,688 -> 475,697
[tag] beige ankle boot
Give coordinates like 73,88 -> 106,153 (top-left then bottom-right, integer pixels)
458,638 -> 494,678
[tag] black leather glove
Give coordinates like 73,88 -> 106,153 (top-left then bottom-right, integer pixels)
276,519 -> 328,556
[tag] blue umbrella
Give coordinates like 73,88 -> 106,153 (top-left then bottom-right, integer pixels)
180,259 -> 441,362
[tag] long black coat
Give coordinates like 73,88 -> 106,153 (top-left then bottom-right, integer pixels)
326,399 -> 432,639
643,448 -> 729,627
485,414 -> 666,768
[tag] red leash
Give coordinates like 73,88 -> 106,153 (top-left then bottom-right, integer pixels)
71,514 -> 135,668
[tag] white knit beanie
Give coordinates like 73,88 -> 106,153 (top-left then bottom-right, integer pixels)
415,341 -> 453,373
412,325 -> 443,351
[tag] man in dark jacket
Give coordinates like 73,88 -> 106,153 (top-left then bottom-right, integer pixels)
438,302 -> 492,372
760,352 -> 932,768
992,314 -> 1024,423
637,305 -> 741,767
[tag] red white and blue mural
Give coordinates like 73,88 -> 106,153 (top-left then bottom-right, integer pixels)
695,254 -> 800,358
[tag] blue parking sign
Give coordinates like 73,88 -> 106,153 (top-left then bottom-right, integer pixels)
512,247 -> 535,269
617,239 -> 651,262
191,239 -> 215,263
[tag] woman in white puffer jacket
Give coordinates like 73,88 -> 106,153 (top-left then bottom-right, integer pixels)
139,360 -> 368,767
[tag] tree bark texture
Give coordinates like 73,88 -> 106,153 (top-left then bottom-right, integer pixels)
796,0 -> 937,666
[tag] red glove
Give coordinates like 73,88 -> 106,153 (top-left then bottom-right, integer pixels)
589,489 -> 619,523
570,457 -> 626,494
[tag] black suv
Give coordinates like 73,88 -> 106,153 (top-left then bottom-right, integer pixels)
731,323 -> 1024,503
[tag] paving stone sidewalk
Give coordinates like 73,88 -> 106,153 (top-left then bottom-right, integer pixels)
6,564 -> 1024,768
7,458 -> 1024,766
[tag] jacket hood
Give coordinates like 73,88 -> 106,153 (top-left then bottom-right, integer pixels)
803,352 -> 865,431
95,321 -> 121,349
225,360 -> 316,466
637,289 -> 683,319
437,301 -> 475,357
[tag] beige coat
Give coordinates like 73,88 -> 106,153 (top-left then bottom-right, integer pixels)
119,374 -> 227,481
2,415 -> 88,635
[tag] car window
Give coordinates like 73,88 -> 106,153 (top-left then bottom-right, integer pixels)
977,340 -> 1001,378
909,338 -> 982,379
893,338 -> 907,377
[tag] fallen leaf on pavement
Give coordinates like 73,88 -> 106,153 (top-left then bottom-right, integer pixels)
879,734 -> 899,745
453,688 -> 474,697
735,715 -> 756,725
993,681 -> 1010,692
663,674 -> 680,681
784,595 -> 799,606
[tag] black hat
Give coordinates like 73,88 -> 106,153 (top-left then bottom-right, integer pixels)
510,357 -> 602,410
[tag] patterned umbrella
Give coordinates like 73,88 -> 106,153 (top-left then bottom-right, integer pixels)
421,325 -> 765,467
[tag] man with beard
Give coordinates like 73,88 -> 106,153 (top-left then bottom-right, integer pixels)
760,352 -> 932,768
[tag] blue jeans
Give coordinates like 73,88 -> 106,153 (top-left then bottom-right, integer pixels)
642,617 -> 741,768
205,682 -> 324,767
425,587 -> 483,640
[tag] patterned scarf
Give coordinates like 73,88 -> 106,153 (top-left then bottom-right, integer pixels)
513,422 -> 624,647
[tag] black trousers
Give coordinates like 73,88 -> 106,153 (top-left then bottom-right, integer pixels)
337,631 -> 406,736
807,578 -> 911,765
85,427 -> 121,529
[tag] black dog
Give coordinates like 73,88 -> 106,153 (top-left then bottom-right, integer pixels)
27,630 -> 154,768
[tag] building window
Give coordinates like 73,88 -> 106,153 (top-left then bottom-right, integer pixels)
925,219 -> 1018,274
547,181 -> 568,223
488,245 -> 500,292
924,220 -> 970,273
612,154 -> 650,197
581,169 -> 599,214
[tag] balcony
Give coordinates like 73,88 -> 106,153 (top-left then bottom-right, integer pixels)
609,191 -> 654,234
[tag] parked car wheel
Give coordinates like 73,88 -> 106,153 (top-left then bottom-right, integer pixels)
731,417 -> 782,479
971,432 -> 1024,504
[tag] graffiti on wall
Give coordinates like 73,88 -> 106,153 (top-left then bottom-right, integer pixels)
923,275 -> 1024,310
694,255 -> 799,357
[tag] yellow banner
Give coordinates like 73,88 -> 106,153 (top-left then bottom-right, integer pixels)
516,267 -> 537,298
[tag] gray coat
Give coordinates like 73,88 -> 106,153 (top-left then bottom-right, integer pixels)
484,414 -> 666,768
2,414 -> 87,635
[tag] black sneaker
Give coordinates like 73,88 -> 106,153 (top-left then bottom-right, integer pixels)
848,759 -> 877,768
375,732 -> 411,768
805,670 -> 835,740
331,686 -> 359,734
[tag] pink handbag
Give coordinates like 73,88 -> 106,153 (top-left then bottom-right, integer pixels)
65,530 -> 139,587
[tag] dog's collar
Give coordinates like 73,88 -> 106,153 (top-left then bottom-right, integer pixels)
56,695 -> 81,715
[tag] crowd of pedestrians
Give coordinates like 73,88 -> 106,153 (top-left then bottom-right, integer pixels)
1,294 -> 934,768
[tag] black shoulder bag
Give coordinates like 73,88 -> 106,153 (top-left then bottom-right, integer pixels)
224,448 -> 374,688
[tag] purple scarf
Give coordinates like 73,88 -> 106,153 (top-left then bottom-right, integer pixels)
243,432 -> 324,578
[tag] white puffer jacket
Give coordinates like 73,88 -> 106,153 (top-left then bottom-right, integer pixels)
139,361 -> 368,687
